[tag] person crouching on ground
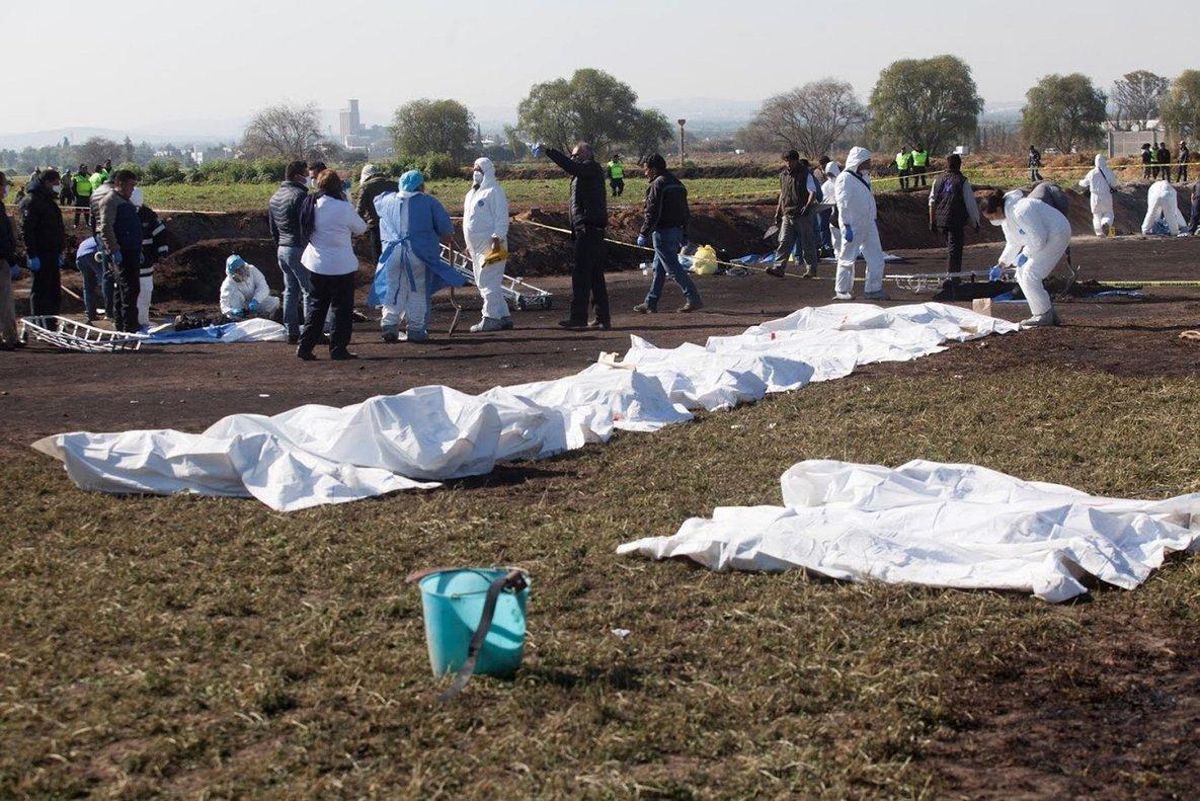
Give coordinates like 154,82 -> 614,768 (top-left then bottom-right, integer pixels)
633,153 -> 702,313
980,188 -> 1071,327
463,157 -> 512,332
297,169 -> 367,360
833,147 -> 888,302
928,153 -> 981,276
372,170 -> 464,343
219,255 -> 279,321
1142,179 -> 1188,236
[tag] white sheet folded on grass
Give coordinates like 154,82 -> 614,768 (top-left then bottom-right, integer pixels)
618,460 -> 1200,602
33,303 -> 1017,512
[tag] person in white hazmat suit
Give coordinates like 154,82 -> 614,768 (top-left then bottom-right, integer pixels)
980,189 -> 1071,327
463,157 -> 512,332
833,147 -> 888,301
1077,154 -> 1117,236
1141,179 -> 1189,236
219,254 -> 279,320
821,161 -> 842,256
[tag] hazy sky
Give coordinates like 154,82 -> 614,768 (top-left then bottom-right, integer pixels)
2,0 -> 1195,135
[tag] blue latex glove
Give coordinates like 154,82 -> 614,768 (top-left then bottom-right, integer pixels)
58,254 -> 65,268
1016,253 -> 1029,267
636,234 -> 648,248
988,264 -> 1002,281
844,224 -> 854,243
9,264 -> 20,281
248,299 -> 260,313
112,251 -> 122,266
531,142 -> 543,158
28,257 -> 41,273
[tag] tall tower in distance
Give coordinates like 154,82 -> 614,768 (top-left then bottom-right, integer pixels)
339,99 -> 362,145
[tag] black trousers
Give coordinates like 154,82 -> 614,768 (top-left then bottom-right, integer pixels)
569,226 -> 609,324
610,179 -> 624,197
29,253 -> 62,316
941,224 -> 965,273
109,254 -> 141,332
367,226 -> 382,265
300,270 -> 355,352
1190,195 -> 1200,235
1178,165 -> 1189,183
914,165 -> 927,186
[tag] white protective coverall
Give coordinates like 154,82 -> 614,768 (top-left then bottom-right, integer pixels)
997,189 -> 1072,317
463,157 -> 511,323
833,147 -> 886,296
1141,180 -> 1188,235
1077,154 -> 1116,236
219,264 -> 279,318
821,161 -> 842,255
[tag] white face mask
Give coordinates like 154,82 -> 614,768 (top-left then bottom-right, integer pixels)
472,170 -> 484,186
52,184 -> 62,195
989,217 -> 1005,227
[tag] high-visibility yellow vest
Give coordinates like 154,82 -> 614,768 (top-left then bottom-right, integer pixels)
74,174 -> 94,197
608,161 -> 624,180
912,150 -> 929,167
895,153 -> 911,169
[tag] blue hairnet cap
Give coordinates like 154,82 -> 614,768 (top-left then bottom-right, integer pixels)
226,254 -> 246,275
400,170 -> 425,192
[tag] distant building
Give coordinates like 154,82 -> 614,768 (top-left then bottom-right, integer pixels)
339,99 -> 363,147
1105,119 -> 1166,158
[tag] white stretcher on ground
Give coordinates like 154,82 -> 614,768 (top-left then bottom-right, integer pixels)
19,316 -> 146,352
440,245 -> 554,310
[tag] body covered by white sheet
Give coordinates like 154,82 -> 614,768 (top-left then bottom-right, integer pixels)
618,460 -> 1200,602
34,303 -> 1016,511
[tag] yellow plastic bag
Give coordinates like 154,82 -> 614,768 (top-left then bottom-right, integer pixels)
691,245 -> 718,276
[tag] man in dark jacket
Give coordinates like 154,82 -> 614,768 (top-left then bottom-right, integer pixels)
1189,180 -> 1200,236
20,168 -> 67,315
768,150 -> 820,278
632,154 -> 701,314
541,142 -> 610,330
268,160 -> 312,343
1028,146 -> 1043,181
1178,142 -> 1191,183
1142,143 -> 1154,179
355,163 -> 398,266
134,191 -> 172,329
927,154 -> 981,275
0,172 -> 21,349
92,170 -> 142,332
1158,143 -> 1172,181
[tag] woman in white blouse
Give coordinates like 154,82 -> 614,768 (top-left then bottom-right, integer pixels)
298,169 -> 368,360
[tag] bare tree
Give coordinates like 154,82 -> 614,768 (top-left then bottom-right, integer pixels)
747,79 -> 868,158
242,103 -> 323,160
1112,71 -> 1168,131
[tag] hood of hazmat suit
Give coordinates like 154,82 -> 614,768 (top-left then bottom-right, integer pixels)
833,147 -> 876,230
219,263 -> 271,316
464,157 -> 510,251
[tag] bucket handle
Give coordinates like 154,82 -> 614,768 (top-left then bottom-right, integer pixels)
407,568 -> 528,703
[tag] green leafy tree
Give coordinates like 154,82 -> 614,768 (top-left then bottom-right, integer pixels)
78,137 -> 121,169
517,68 -> 644,152
1111,70 -> 1168,130
867,55 -> 982,154
623,110 -> 673,161
1021,74 -> 1107,153
390,99 -> 475,165
1162,70 -> 1200,142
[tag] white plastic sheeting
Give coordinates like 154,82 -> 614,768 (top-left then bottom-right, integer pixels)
618,460 -> 1200,602
33,303 -> 1016,511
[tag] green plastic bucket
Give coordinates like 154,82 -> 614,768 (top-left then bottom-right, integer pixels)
417,568 -> 529,678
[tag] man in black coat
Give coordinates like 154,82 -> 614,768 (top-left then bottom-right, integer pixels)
633,154 -> 701,314
541,142 -> 610,330
268,160 -> 313,343
927,154 -> 981,275
355,163 -> 398,267
0,172 -> 21,349
20,168 -> 67,315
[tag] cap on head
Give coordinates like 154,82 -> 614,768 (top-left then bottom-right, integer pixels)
360,163 -> 380,182
399,170 -> 425,192
783,149 -> 800,162
226,255 -> 247,276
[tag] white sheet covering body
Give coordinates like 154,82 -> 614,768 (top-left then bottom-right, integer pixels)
618,460 -> 1200,602
34,303 -> 1017,511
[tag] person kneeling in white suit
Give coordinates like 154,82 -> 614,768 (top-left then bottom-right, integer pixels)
833,146 -> 888,301
463,157 -> 512,332
1142,180 -> 1189,236
980,189 -> 1071,327
219,254 -> 279,320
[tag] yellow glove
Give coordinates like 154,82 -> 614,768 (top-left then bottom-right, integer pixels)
482,241 -> 509,265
